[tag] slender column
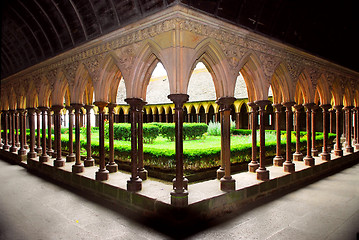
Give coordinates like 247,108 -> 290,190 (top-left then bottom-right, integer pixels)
18,109 -> 26,156
27,108 -> 37,159
168,94 -> 189,207
187,113 -> 191,123
71,104 -> 84,173
125,98 -> 142,191
106,103 -> 118,173
3,111 -> 10,150
124,114 -> 128,123
94,102 -> 109,181
215,112 -> 218,123
66,107 -> 75,162
159,113 -> 163,123
52,108 -> 57,158
10,110 -> 17,152
320,104 -> 331,160
38,107 -> 49,163
137,100 -> 148,180
52,105 -> 65,167
344,106 -> 354,153
166,113 -> 169,123
47,109 -> 54,156
353,107 -> 358,145
311,105 -> 319,156
23,110 -> 28,150
329,109 -> 334,134
0,111 -> 3,148
355,107 -> 359,149
206,112 -> 210,125
255,100 -> 270,181
235,112 -> 240,129
84,105 -> 95,166
217,97 -> 236,191
334,105 -> 344,156
283,102 -> 296,173
15,111 -> 20,147
35,109 -> 42,154
293,104 -> 303,161
303,103 -> 315,166
273,104 -> 284,166
247,102 -> 259,172
216,110 -> 225,179
153,113 -> 157,122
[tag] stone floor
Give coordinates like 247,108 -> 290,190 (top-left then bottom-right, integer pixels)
0,157 -> 358,240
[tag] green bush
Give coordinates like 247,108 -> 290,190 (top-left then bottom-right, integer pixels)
232,128 -> 252,135
160,123 -> 176,141
143,124 -> 160,143
183,123 -> 208,140
207,121 -> 221,136
113,123 -> 131,141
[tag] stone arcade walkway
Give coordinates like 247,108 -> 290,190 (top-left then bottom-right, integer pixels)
0,157 -> 358,240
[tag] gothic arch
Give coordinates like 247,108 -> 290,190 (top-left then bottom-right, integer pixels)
343,84 -> 354,106
26,81 -> 38,108
15,85 -> 27,109
72,62 -> 93,104
270,63 -> 294,103
331,79 -> 344,106
8,87 -> 17,110
315,74 -> 331,105
38,76 -> 52,107
295,69 -> 315,104
52,70 -> 70,106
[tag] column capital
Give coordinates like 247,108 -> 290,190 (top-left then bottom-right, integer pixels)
303,102 -> 315,109
84,105 -> 94,111
125,98 -> 144,110
319,104 -> 332,111
168,94 -> 189,108
293,104 -> 303,111
38,106 -> 49,112
272,103 -> 283,110
107,103 -> 117,109
16,108 -> 25,113
51,105 -> 63,113
343,105 -> 354,111
333,104 -> 343,110
254,99 -> 271,110
282,101 -> 296,109
216,97 -> 236,110
71,103 -> 84,111
27,108 -> 36,114
94,101 -> 108,112
247,102 -> 258,112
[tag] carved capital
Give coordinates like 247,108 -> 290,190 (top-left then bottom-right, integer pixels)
216,97 -> 236,111
168,94 -> 189,109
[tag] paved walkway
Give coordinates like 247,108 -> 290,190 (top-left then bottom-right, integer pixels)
0,158 -> 358,240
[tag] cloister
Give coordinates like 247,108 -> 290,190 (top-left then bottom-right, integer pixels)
1,4 -> 359,214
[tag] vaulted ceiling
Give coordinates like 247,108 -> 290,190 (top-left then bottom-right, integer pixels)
1,0 -> 359,80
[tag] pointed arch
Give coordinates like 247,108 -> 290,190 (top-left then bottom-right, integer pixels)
315,74 -> 331,105
354,89 -> 359,107
8,87 -> 17,110
270,62 -> 294,103
16,85 -> 27,109
295,69 -> 315,104
52,70 -> 70,106
38,76 -> 52,107
26,81 -> 38,108
343,85 -> 354,106
331,79 -> 343,106
72,62 -> 93,104
0,89 -> 9,110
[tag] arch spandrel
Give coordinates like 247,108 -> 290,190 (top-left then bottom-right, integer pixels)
0,90 -> 9,110
354,89 -> 359,107
16,85 -> 27,109
72,62 -> 93,105
38,76 -> 52,107
8,87 -> 17,110
52,70 -> 70,106
331,79 -> 344,106
26,81 -> 38,108
343,85 -> 354,106
271,62 -> 294,104
315,74 -> 331,105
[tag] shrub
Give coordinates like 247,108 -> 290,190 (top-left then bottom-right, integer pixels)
183,123 -> 208,140
160,123 -> 175,141
143,124 -> 160,143
113,123 -> 131,141
207,121 -> 221,136
232,128 -> 252,135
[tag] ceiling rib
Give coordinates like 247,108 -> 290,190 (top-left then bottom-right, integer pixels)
68,0 -> 88,40
88,0 -> 103,34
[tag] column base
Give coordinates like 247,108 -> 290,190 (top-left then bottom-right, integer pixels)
220,177 -> 236,191
127,177 -> 142,192
52,151 -> 57,158
66,154 -> 75,162
24,145 -> 29,150
303,156 -> 315,166
216,167 -> 225,180
170,190 -> 189,207
283,161 -> 295,173
39,155 -> 50,163
173,177 -> 188,190
273,156 -> 284,166
16,143 -> 20,148
256,168 -> 270,181
346,146 -> 354,153
293,152 -> 303,161
106,163 -> 118,173
96,170 -> 109,181
84,158 -> 95,167
248,162 -> 259,172
46,149 -> 54,156
334,149 -> 343,156
355,144 -> 359,150
35,148 -> 42,155
72,164 -> 84,173
320,152 -> 331,161
138,168 -> 148,180
27,151 -> 37,159
10,146 -> 17,153
0,143 -> 3,148
54,159 -> 65,167
3,144 -> 10,150
18,149 -> 26,156
311,149 -> 318,156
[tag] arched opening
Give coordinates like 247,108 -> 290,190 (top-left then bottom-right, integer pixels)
199,106 -> 205,123
239,103 -> 248,129
208,105 -> 215,123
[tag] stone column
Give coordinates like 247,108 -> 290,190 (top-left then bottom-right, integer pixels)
255,100 -> 270,181
15,111 -> 20,147
166,113 -> 169,123
353,107 -> 358,145
38,107 -> 49,163
0,111 -> 3,148
334,105 -> 343,156
47,109 -> 54,156
18,109 -> 26,156
215,112 -> 218,123
137,100 -> 148,180
125,98 -> 142,191
303,103 -> 315,166
273,104 -> 284,166
235,112 -> 240,129
106,103 -> 118,173
206,112 -> 210,125
355,107 -> 359,150
216,110 -> 225,179
66,107 -> 75,162
320,104 -> 331,161
344,106 -> 354,153
72,104 -> 84,173
52,108 -> 57,159
10,110 -> 17,153
247,102 -> 259,172
293,104 -> 303,161
94,102 -> 109,181
159,113 -> 163,123
329,109 -> 334,134
3,111 -> 10,150
311,105 -> 319,156
196,113 -> 200,123
27,108 -> 37,159
187,113 -> 191,123
173,112 -> 176,123
168,94 -> 189,207
217,97 -> 236,191
84,105 -> 95,167
24,110 -> 28,150
35,109 -> 42,154
283,102 -> 295,173
124,114 -> 128,123
52,105 -> 65,167
8,111 -> 12,148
